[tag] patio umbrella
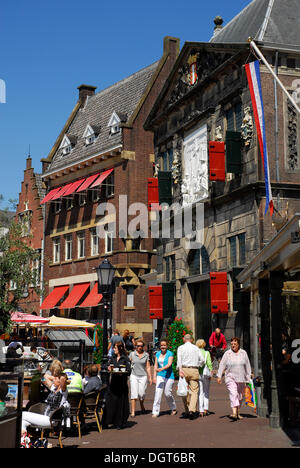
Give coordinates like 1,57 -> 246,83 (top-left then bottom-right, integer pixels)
38,315 -> 96,329
11,311 -> 50,325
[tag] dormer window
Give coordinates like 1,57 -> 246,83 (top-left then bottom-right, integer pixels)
59,135 -> 76,156
83,124 -> 99,146
107,111 -> 121,135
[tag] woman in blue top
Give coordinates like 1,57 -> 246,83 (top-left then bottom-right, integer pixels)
152,340 -> 177,418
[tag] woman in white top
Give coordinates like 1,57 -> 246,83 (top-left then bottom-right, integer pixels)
217,337 -> 252,421
129,340 -> 152,417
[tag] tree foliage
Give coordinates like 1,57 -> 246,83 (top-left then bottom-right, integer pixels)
0,221 -> 40,333
167,317 -> 193,378
93,324 -> 103,364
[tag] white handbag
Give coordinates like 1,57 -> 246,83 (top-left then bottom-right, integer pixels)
203,351 -> 212,378
177,376 -> 188,397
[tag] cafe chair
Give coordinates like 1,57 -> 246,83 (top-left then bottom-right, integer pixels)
28,403 -> 64,448
68,393 -> 84,439
83,385 -> 107,433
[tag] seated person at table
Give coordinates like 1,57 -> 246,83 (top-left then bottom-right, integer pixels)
0,382 -> 8,417
21,364 -> 69,436
62,360 -> 83,394
83,365 -> 102,394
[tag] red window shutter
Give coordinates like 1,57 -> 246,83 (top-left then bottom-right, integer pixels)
210,272 -> 228,314
209,141 -> 225,182
149,286 -> 163,320
148,178 -> 159,211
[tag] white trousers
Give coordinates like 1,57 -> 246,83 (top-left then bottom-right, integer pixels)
198,375 -> 211,413
21,412 -> 51,433
130,374 -> 148,400
152,376 -> 176,416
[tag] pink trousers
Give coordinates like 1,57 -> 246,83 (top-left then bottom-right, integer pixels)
225,377 -> 245,408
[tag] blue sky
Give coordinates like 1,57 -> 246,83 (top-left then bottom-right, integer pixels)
0,0 -> 250,206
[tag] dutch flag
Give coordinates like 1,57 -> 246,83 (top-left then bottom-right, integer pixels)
245,60 -> 274,216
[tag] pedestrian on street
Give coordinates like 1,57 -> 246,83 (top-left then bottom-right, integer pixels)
129,340 -> 152,417
108,329 -> 125,357
123,329 -> 135,352
152,339 -> 177,418
177,334 -> 204,420
103,341 -> 131,430
209,328 -> 227,361
196,339 -> 213,417
217,337 -> 252,421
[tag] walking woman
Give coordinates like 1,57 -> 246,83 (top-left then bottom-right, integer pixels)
129,340 -> 152,417
196,339 -> 213,417
103,341 -> 131,429
217,337 -> 252,421
152,340 -> 177,418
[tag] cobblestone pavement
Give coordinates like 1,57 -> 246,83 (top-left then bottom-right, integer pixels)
48,379 -> 294,449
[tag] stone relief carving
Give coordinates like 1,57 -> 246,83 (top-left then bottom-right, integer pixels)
241,106 -> 253,148
215,126 -> 223,141
166,50 -> 232,109
286,96 -> 299,171
181,125 -> 208,207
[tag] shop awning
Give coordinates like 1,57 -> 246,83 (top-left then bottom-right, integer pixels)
63,179 -> 86,196
51,183 -> 74,200
59,283 -> 90,309
80,283 -> 103,308
90,168 -> 114,188
41,187 -> 62,204
11,312 -> 50,324
76,173 -> 101,193
40,285 -> 69,310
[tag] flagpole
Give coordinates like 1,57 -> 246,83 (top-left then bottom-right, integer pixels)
249,40 -> 300,115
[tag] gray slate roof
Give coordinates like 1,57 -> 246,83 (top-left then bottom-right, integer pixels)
34,173 -> 46,200
211,0 -> 300,48
46,61 -> 159,175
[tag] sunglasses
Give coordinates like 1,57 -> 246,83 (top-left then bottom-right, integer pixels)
136,345 -> 144,347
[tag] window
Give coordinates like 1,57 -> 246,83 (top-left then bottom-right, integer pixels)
30,256 -> 41,287
226,103 -> 242,132
108,111 -> 121,135
165,257 -> 170,282
159,148 -> 173,172
65,235 -> 73,261
53,238 -> 61,263
105,231 -> 113,254
188,247 -> 210,276
228,233 -> 246,267
126,286 -> 135,307
171,255 -> 176,281
105,172 -> 114,197
18,211 -> 32,237
79,193 -> 86,206
91,188 -> 101,202
66,197 -> 73,210
55,200 -> 62,214
90,229 -> 99,256
77,232 -> 85,259
59,135 -> 74,156
165,255 -> 176,281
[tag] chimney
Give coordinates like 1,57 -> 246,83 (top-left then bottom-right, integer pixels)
77,84 -> 97,108
213,16 -> 224,37
163,36 -> 180,59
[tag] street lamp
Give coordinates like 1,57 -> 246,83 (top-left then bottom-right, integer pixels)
96,258 -> 116,386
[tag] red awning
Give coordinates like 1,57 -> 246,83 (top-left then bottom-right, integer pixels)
41,187 -> 62,204
63,179 -> 86,196
76,173 -> 101,193
59,283 -> 90,309
40,285 -> 69,310
80,283 -> 103,308
51,183 -> 74,200
90,168 -> 114,188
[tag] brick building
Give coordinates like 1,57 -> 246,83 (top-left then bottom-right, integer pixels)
144,0 -> 300,348
14,156 -> 45,314
40,37 -> 179,343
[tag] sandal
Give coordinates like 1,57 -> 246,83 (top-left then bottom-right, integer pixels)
171,410 -> 177,416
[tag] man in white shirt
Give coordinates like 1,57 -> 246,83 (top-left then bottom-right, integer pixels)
177,334 -> 204,419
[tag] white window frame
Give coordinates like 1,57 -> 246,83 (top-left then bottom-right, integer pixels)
126,286 -> 135,308
53,238 -> 61,264
105,231 -> 113,254
65,234 -> 73,261
90,229 -> 99,257
77,232 -> 86,259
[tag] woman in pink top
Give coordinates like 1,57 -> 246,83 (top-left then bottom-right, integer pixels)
217,337 -> 251,421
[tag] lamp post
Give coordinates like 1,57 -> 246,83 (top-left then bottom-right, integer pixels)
96,258 -> 116,386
